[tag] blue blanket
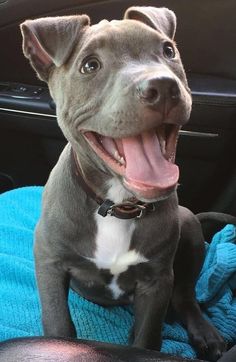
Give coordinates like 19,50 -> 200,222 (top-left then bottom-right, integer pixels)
0,186 -> 236,359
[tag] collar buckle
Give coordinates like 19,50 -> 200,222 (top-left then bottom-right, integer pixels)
136,202 -> 155,218
97,199 -> 115,217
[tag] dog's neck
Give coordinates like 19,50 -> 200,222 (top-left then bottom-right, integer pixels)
71,146 -> 157,219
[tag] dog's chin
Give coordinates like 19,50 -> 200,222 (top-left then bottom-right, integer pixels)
123,178 -> 177,203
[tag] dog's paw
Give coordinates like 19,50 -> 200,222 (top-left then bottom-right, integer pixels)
189,320 -> 226,361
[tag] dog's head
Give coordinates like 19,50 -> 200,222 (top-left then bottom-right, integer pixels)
21,7 -> 192,202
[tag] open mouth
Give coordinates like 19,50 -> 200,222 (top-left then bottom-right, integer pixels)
83,124 -> 180,200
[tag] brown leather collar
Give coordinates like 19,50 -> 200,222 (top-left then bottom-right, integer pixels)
71,148 -> 156,219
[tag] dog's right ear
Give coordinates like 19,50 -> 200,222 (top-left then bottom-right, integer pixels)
20,15 -> 90,81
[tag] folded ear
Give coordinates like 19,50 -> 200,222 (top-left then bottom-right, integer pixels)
124,6 -> 176,39
20,15 -> 90,81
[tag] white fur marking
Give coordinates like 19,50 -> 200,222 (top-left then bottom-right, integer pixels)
93,178 -> 148,299
93,213 -> 136,272
106,178 -> 132,203
110,249 -> 147,275
108,276 -> 124,299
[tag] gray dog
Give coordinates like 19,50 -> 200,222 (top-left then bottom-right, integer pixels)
21,6 -> 226,361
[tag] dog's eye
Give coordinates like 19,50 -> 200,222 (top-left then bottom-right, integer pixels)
80,57 -> 101,74
163,42 -> 175,59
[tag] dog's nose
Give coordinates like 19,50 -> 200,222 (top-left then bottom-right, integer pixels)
137,76 -> 180,113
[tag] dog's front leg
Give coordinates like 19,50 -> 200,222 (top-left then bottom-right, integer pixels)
133,273 -> 174,350
35,259 -> 76,338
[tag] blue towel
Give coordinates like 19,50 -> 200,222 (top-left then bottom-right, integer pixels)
0,186 -> 236,359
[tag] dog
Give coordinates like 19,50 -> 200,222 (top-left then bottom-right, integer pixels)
20,7 -> 226,361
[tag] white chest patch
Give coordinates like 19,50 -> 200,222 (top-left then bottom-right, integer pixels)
92,178 -> 148,299
94,213 -> 140,273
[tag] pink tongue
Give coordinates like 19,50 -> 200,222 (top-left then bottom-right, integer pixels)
122,131 -> 179,189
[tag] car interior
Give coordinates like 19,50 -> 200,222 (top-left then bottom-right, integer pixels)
0,0 -> 236,361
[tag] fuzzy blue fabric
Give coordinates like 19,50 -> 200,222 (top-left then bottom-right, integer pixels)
0,186 -> 236,359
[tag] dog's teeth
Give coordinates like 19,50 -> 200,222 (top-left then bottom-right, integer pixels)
114,150 -> 119,159
159,138 -> 166,154
156,128 -> 167,155
114,151 -> 125,165
119,157 -> 125,165
168,152 -> 175,162
114,150 -> 120,162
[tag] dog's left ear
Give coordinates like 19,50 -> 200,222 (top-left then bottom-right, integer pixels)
124,6 -> 176,39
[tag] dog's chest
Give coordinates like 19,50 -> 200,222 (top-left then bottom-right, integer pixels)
92,179 -> 148,299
